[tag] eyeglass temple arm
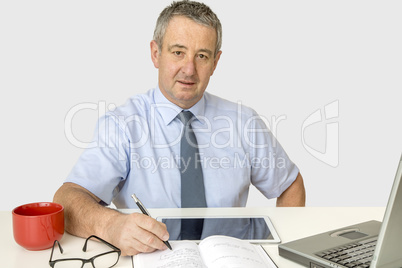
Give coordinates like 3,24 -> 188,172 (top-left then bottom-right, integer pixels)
82,235 -> 120,253
49,240 -> 64,263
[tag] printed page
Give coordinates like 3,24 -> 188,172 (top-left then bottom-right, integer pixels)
133,241 -> 207,268
198,236 -> 276,268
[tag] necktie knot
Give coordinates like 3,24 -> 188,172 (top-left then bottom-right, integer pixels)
178,111 -> 194,125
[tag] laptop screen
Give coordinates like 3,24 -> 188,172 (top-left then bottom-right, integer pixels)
371,155 -> 402,267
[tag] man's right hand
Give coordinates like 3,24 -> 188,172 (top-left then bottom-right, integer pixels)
104,212 -> 170,256
54,183 -> 170,256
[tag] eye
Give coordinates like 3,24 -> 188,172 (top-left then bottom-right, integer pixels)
174,51 -> 183,56
198,54 -> 207,59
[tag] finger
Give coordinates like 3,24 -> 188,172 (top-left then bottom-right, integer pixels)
106,213 -> 164,255
120,238 -> 157,256
112,225 -> 161,256
131,226 -> 168,251
129,214 -> 169,250
134,213 -> 170,241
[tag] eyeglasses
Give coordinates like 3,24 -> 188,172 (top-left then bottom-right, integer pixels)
49,235 -> 121,268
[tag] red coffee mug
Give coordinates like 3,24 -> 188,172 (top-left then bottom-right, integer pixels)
12,202 -> 64,251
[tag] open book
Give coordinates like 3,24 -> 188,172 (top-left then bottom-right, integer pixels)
133,235 -> 277,268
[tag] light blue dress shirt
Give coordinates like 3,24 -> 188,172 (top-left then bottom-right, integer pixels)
66,87 -> 299,208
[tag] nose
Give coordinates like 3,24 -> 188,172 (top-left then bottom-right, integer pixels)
181,57 -> 196,77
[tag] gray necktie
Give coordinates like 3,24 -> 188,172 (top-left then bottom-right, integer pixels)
178,111 -> 207,208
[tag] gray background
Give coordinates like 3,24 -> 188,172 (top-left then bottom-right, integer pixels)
1,0 -> 401,211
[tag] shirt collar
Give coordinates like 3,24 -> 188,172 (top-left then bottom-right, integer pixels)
153,87 -> 206,125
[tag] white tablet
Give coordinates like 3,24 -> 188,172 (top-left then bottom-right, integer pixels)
156,215 -> 281,244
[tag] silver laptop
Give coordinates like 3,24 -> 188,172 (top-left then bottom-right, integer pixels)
279,155 -> 402,268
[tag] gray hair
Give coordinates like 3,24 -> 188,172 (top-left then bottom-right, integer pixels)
153,0 -> 222,57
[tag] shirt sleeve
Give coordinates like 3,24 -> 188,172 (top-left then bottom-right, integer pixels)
65,113 -> 130,205
248,113 -> 299,199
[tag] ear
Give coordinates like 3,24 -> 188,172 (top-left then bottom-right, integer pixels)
150,40 -> 160,68
211,50 -> 222,76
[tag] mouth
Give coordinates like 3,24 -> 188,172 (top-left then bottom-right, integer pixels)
177,80 -> 196,86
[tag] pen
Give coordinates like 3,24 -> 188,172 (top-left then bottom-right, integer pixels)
131,194 -> 172,250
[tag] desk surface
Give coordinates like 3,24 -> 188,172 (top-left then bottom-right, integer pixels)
1,207 -> 385,267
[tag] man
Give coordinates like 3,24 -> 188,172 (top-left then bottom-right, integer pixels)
54,0 -> 305,256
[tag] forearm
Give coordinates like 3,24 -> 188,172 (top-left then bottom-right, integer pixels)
276,173 -> 306,207
53,182 -> 121,239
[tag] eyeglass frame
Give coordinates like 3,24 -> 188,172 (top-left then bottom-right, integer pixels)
49,235 -> 121,268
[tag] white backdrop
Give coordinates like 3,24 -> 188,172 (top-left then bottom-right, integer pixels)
1,0 -> 401,211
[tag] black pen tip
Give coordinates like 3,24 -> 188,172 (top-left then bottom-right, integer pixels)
165,241 -> 172,250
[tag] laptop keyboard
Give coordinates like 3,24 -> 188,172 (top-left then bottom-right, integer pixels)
315,238 -> 377,268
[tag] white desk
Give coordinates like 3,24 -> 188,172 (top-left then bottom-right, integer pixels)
1,207 -> 385,267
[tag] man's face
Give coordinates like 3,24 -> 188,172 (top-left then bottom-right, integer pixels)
151,16 -> 222,109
